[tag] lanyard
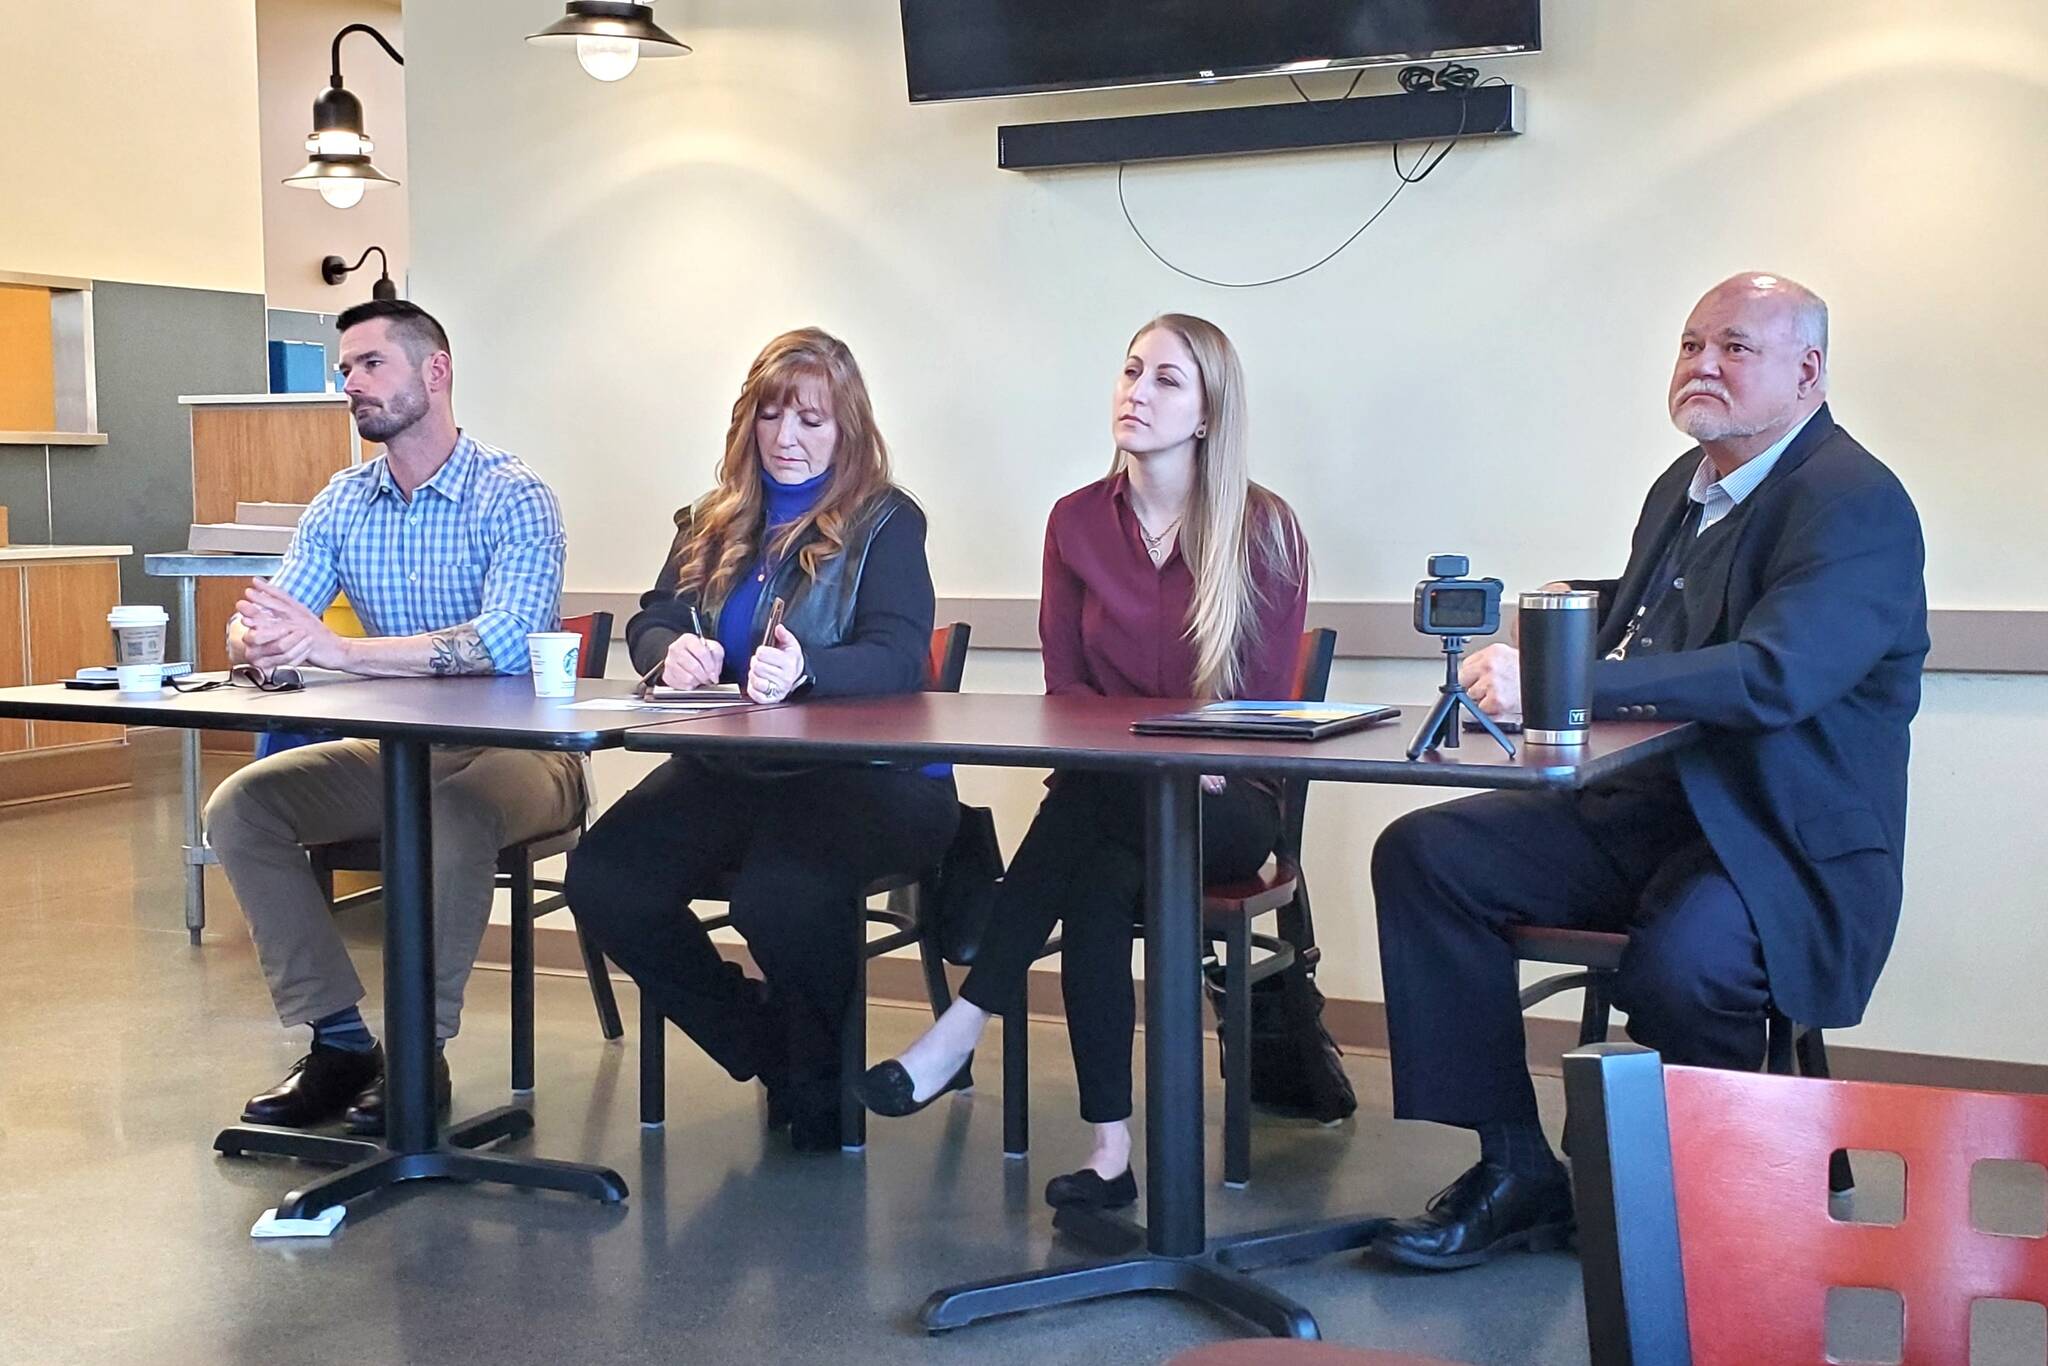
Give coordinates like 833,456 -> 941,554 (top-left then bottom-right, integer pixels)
1606,504 -> 1704,661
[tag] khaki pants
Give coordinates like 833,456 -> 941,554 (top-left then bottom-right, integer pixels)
205,740 -> 586,1040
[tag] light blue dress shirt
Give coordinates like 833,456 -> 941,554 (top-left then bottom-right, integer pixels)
265,432 -> 567,673
1686,408 -> 1816,535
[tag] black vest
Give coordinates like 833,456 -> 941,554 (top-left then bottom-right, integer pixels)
1621,502 -> 1751,660
693,487 -> 913,656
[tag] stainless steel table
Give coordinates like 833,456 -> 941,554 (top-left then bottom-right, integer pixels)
141,553 -> 283,943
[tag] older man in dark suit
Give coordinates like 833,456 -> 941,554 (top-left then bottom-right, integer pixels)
1366,273 -> 1928,1270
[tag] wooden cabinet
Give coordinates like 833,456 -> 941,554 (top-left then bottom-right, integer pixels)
0,549 -> 131,805
25,559 -> 123,748
0,566 -> 26,753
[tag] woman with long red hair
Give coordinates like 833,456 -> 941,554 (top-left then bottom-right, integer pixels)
567,327 -> 957,1151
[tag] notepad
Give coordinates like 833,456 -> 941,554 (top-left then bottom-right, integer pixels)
1131,700 -> 1402,741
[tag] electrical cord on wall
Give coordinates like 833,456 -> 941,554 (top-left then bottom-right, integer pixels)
1119,64 -> 1502,289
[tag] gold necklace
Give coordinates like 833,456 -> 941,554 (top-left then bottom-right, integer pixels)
1138,516 -> 1181,562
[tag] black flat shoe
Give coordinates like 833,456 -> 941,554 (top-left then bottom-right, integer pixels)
856,1058 -> 973,1118
241,1044 -> 384,1129
1366,1160 -> 1575,1271
1045,1166 -> 1138,1211
343,1052 -> 452,1136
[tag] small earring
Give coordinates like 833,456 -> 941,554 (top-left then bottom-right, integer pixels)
1195,426 -> 1208,439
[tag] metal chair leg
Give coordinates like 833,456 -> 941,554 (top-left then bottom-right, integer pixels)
575,923 -> 623,1041
639,992 -> 665,1126
1223,918 -> 1252,1188
1577,969 -> 1613,1048
842,936 -> 868,1152
508,857 -> 536,1094
1003,1003 -> 1029,1158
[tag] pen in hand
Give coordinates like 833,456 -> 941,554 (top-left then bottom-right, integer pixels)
636,602 -> 708,698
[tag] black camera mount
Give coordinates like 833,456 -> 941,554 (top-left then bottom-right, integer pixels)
1406,554 -> 1517,760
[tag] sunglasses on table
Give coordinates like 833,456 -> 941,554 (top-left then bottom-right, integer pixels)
168,665 -> 305,694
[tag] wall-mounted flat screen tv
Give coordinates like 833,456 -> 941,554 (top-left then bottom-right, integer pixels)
901,1 -> 1541,103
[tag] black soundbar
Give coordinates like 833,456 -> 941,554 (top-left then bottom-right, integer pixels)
997,86 -> 1523,172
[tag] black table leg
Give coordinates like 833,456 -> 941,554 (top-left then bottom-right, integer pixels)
214,736 -> 627,1219
921,771 -> 1381,1339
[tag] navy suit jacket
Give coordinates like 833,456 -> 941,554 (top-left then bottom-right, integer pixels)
1580,405 -> 1927,1027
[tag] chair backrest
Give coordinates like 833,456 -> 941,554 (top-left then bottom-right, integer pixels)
927,621 -> 970,693
560,611 -> 614,679
1565,1043 -> 2048,1366
1274,627 -> 1337,859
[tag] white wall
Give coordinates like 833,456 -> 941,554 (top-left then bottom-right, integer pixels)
413,0 -> 2048,1066
0,0 -> 264,291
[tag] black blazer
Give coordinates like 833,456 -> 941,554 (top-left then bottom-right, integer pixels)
1582,405 -> 1927,1027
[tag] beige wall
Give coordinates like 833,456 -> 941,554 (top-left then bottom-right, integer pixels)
414,0 -> 2048,1067
257,0 -> 409,312
0,1 -> 264,291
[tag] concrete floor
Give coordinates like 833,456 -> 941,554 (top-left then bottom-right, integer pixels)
3,741 -> 2038,1365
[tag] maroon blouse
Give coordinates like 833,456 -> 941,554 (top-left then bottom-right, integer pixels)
1039,474 -> 1309,701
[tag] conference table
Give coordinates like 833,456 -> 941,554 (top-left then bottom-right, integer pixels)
0,673 -> 662,1220
624,692 -> 1695,1339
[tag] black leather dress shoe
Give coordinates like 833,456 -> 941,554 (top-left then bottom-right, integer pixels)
1367,1161 -> 1575,1271
241,1044 -> 384,1128
342,1052 -> 452,1136
1044,1166 -> 1138,1212
856,1058 -> 973,1118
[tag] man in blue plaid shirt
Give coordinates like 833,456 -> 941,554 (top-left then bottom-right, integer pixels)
206,300 -> 585,1135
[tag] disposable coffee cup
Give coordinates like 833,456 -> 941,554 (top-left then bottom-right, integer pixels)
1518,590 -> 1598,745
527,631 -> 580,698
107,604 -> 170,694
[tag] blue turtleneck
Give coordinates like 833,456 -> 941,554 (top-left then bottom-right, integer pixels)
717,466 -> 831,680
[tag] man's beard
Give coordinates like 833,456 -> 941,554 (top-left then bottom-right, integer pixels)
1671,383 -> 1770,443
353,382 -> 428,442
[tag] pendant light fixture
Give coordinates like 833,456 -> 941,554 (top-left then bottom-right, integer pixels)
283,23 -> 404,209
527,2 -> 690,83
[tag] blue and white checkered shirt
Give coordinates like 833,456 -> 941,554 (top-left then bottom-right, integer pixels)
264,432 -> 566,673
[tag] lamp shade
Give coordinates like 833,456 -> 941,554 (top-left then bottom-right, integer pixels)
528,2 -> 689,81
284,82 -> 400,207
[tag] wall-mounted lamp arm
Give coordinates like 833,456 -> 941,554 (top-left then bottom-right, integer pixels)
330,22 -> 405,86
321,246 -> 398,299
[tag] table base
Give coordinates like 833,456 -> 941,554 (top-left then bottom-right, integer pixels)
213,1104 -> 629,1220
919,1209 -> 1393,1338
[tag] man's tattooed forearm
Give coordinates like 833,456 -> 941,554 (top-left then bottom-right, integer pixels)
427,624 -> 494,676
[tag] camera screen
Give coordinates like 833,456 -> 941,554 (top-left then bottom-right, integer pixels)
1431,588 -> 1490,628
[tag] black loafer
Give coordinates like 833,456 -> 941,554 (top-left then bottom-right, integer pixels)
342,1052 -> 452,1136
241,1044 -> 384,1129
856,1058 -> 973,1118
1366,1160 -> 1575,1271
1045,1166 -> 1138,1211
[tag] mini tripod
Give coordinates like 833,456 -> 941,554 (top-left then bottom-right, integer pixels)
1406,633 -> 1517,760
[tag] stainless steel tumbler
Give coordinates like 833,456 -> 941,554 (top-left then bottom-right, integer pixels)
1519,590 -> 1598,745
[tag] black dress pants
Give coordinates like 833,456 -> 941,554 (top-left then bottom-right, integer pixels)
960,771 -> 1280,1124
565,757 -> 960,1086
1372,776 -> 1771,1127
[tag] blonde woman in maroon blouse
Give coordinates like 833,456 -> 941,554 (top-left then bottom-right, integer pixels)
859,313 -> 1309,1210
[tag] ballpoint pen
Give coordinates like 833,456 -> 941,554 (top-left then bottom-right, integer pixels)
636,603 -> 706,697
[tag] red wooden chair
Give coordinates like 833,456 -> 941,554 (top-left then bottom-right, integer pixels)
636,622 -> 972,1150
1566,1043 -> 2048,1365
1001,628 -> 1340,1184
308,611 -> 623,1094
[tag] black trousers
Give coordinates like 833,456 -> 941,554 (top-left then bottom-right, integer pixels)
960,771 -> 1280,1124
1372,778 -> 1770,1127
565,757 -> 960,1086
